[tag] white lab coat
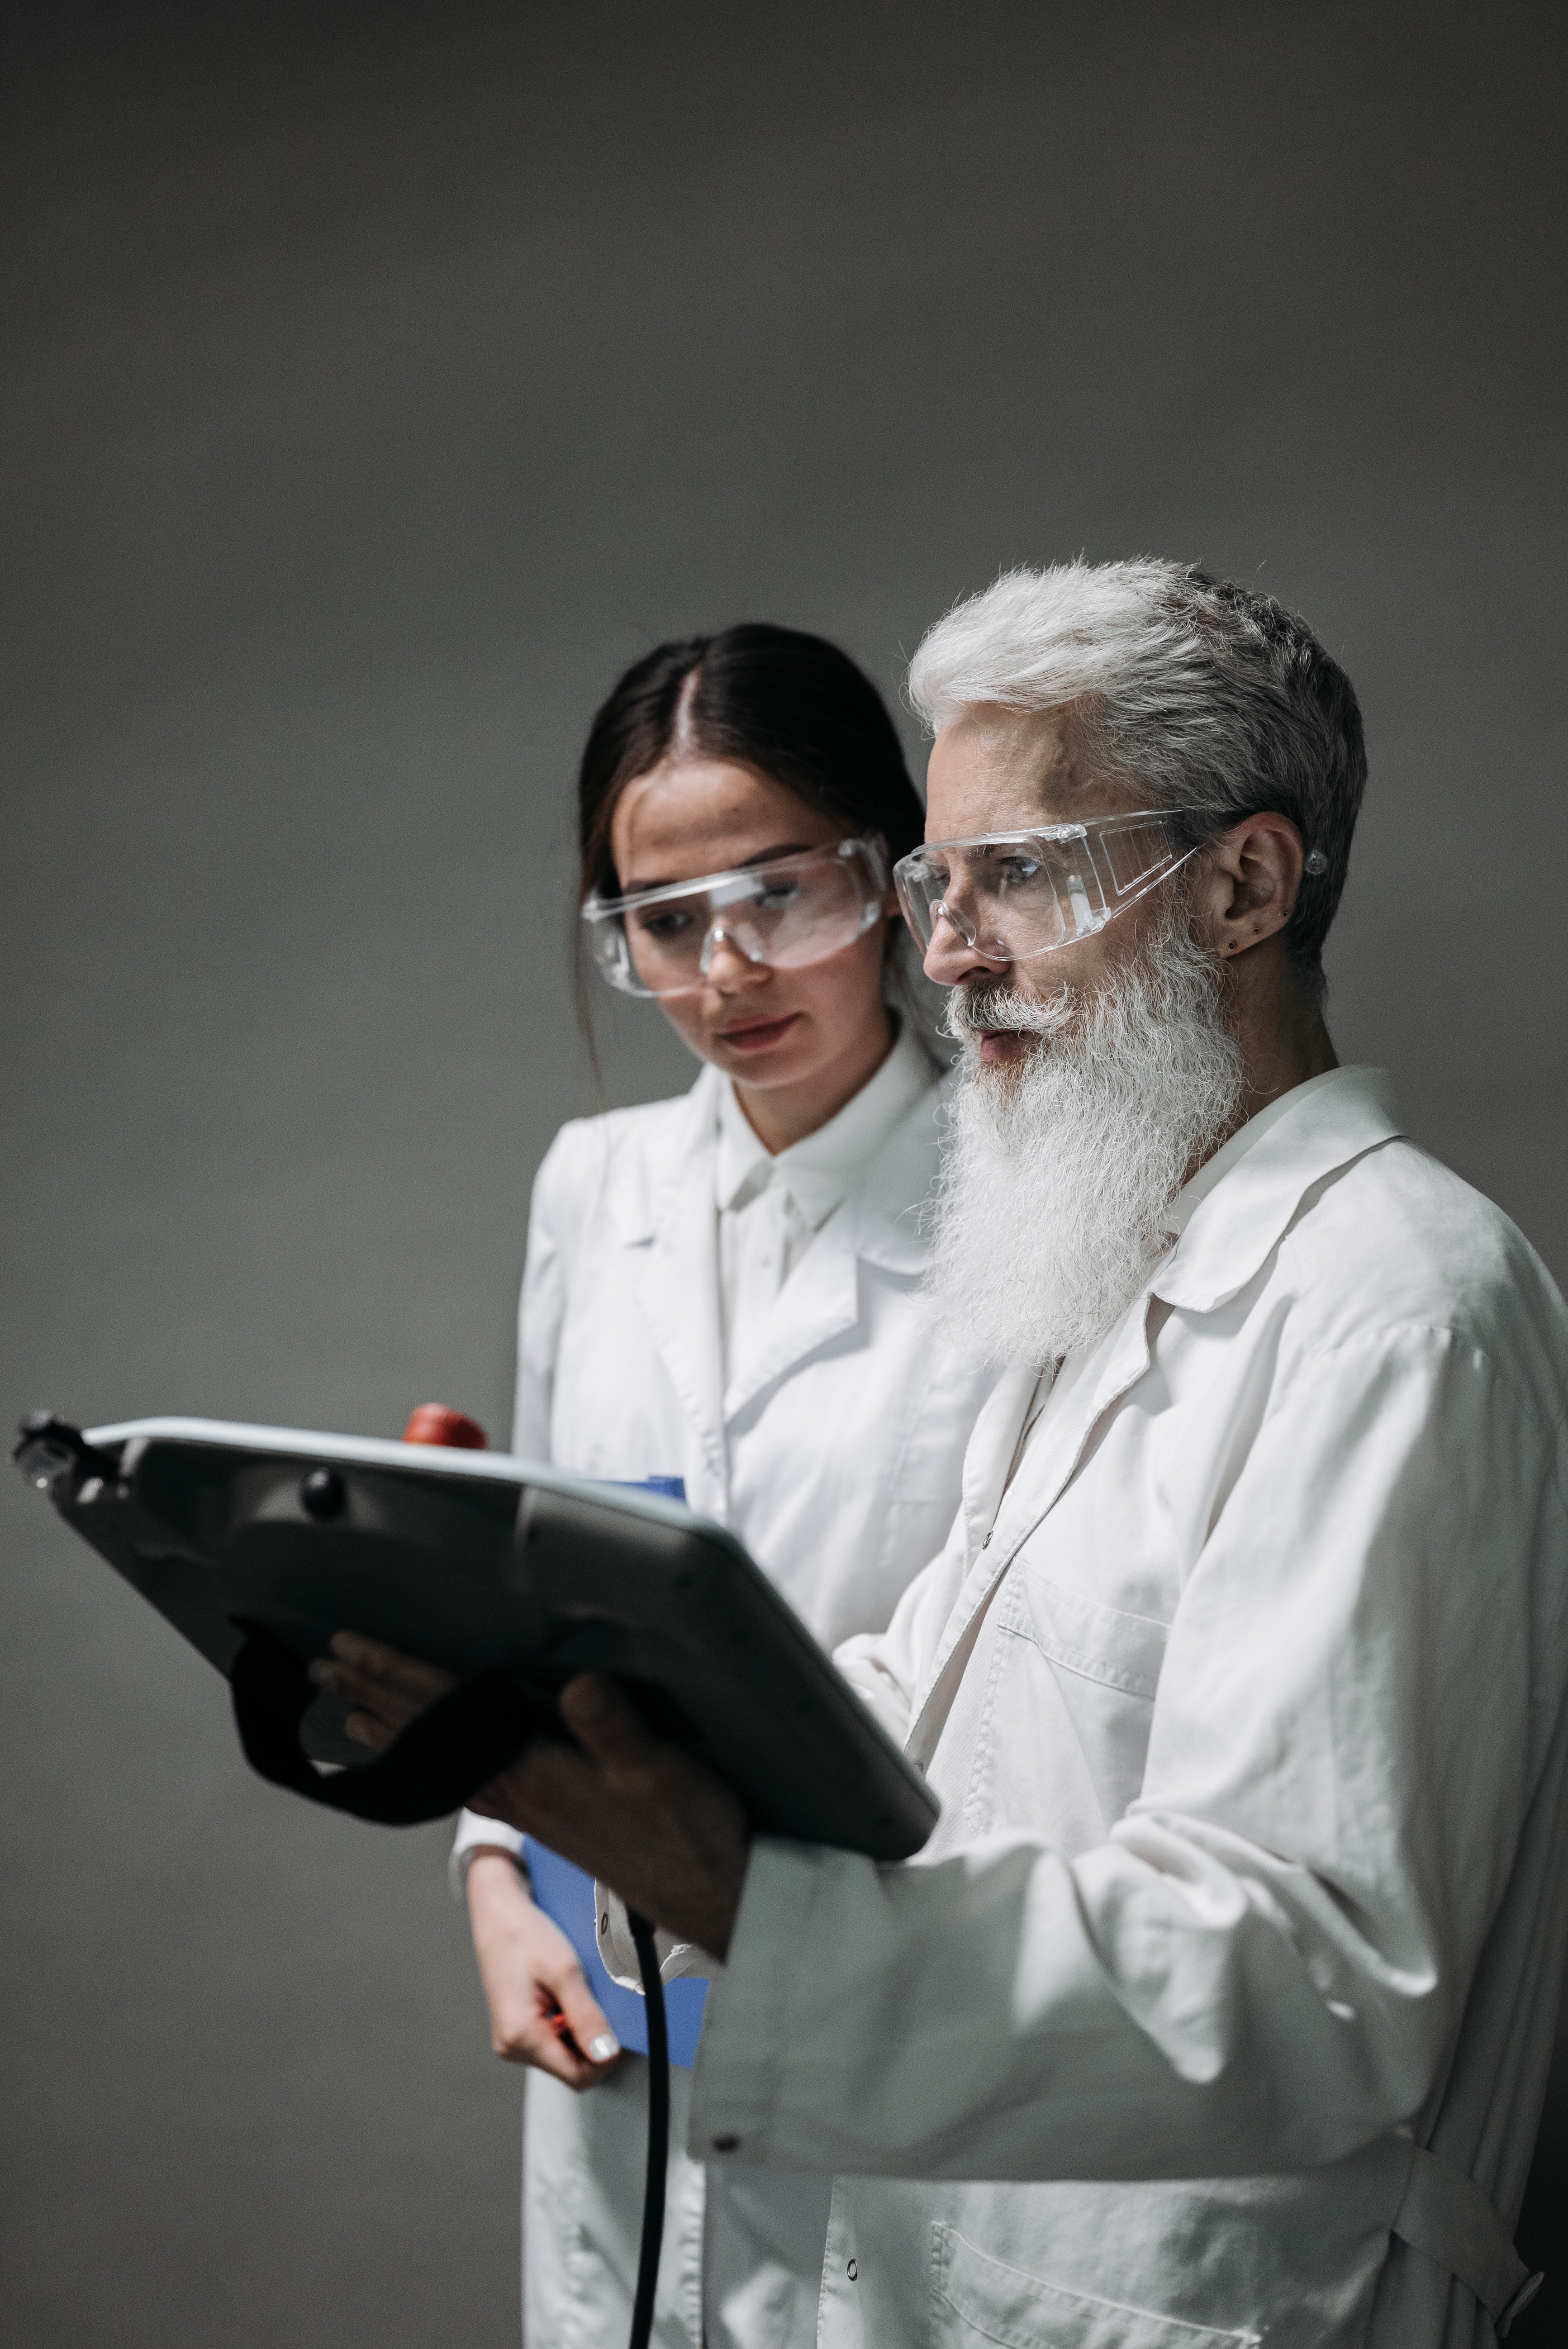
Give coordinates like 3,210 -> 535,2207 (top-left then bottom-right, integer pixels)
485,1056 -> 999,2349
687,1068 -> 1568,2349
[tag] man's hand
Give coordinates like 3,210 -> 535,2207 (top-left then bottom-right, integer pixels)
311,1635 -> 750,1959
471,1673 -> 750,1961
465,1849 -> 624,2090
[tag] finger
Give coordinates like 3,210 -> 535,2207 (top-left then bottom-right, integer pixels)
499,2014 -> 619,2089
539,1956 -> 621,2073
344,1709 -> 397,1752
557,1674 -> 660,1773
327,1632 -> 457,1704
309,1660 -> 417,1731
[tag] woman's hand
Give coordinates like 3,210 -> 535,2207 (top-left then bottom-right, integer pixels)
465,1849 -> 623,2090
308,1631 -> 456,1748
311,1632 -> 750,1959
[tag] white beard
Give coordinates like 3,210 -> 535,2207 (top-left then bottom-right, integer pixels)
925,917 -> 1245,1369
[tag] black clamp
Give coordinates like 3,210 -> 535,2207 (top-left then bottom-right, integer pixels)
13,1412 -> 118,1499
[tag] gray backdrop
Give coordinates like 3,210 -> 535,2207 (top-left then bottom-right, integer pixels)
3,3 -> 1565,2342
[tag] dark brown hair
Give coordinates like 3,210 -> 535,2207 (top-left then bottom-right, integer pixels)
577,622 -> 924,902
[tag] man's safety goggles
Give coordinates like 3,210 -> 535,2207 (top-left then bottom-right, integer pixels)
581,835 -> 890,999
893,809 -> 1202,964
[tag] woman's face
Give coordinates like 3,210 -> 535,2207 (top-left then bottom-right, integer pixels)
607,757 -> 894,1103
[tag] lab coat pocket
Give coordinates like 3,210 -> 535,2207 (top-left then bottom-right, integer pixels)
967,1570 -> 1170,1843
931,2227 -> 1260,2349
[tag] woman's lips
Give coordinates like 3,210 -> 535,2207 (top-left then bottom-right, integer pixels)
716,1013 -> 801,1052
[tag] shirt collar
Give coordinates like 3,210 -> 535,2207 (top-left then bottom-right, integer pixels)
1155,1064 -> 1405,1314
716,1018 -> 937,1229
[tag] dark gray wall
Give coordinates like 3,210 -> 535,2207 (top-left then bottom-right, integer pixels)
3,4 -> 1564,2342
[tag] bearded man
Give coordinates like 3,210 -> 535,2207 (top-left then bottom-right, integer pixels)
329,562 -> 1568,2348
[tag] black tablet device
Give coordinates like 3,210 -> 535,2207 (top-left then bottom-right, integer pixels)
18,1413 -> 938,1861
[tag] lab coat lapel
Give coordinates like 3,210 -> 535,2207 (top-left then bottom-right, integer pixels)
720,1211 -> 861,1423
903,1308 -> 1157,1768
905,1070 -> 1411,1767
995,1304 -> 1156,1556
608,1070 -> 728,1488
719,1075 -> 943,1424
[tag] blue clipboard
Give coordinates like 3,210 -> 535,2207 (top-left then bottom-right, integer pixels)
522,1837 -> 710,2067
525,1476 -> 710,2068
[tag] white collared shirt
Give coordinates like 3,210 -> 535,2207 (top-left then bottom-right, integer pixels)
714,1018 -> 935,1398
690,1066 -> 1568,2349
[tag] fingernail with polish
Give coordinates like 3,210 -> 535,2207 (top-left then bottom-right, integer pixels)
587,2033 -> 620,2063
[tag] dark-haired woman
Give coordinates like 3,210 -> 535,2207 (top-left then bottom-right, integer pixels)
452,626 -> 996,2349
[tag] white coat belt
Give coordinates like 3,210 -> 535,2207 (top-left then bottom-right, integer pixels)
1391,2144 -> 1541,2334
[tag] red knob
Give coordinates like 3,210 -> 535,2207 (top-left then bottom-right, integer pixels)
401,1404 -> 490,1451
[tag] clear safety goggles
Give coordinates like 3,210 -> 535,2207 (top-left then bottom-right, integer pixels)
893,809 -> 1202,964
582,835 -> 891,999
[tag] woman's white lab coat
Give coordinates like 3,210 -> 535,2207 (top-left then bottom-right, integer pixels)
500,1056 -> 997,2349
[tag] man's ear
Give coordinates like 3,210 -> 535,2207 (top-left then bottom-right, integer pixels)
1190,813 -> 1306,960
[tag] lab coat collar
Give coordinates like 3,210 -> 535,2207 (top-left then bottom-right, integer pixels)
839,1057 -> 952,1277
602,1046 -> 950,1439
1155,1065 -> 1404,1314
715,1018 -> 938,1232
605,1067 -> 730,1479
720,1061 -> 951,1421
993,1069 -> 1404,1549
601,1066 -> 723,1250
904,1070 -> 1406,1757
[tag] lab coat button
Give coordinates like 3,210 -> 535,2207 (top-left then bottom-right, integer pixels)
712,2134 -> 739,2153
846,2259 -> 858,2281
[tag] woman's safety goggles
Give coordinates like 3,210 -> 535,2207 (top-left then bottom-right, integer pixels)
893,809 -> 1202,965
582,835 -> 891,999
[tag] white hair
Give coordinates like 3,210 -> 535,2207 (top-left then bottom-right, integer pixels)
908,559 -> 1366,994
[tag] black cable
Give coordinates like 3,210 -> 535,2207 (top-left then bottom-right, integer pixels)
627,1910 -> 670,2349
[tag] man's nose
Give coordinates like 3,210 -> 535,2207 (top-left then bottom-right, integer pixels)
921,905 -> 1011,989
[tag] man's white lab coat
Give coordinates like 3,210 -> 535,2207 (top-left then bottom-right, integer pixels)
687,1068 -> 1568,2349
462,1053 -> 998,2349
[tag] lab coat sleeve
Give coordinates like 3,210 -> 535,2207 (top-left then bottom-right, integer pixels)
690,1325 -> 1568,2181
448,1803 -> 526,1893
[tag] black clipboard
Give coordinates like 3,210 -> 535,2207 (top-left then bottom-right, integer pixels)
16,1413 -> 938,1860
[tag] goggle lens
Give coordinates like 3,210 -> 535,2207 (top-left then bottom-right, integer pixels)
894,812 -> 1195,963
584,838 -> 888,999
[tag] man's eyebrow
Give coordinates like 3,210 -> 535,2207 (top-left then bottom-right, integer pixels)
621,843 -> 816,894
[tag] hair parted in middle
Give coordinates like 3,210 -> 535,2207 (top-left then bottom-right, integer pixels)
907,560 -> 1366,997
572,622 -> 931,1061
577,622 -> 925,905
